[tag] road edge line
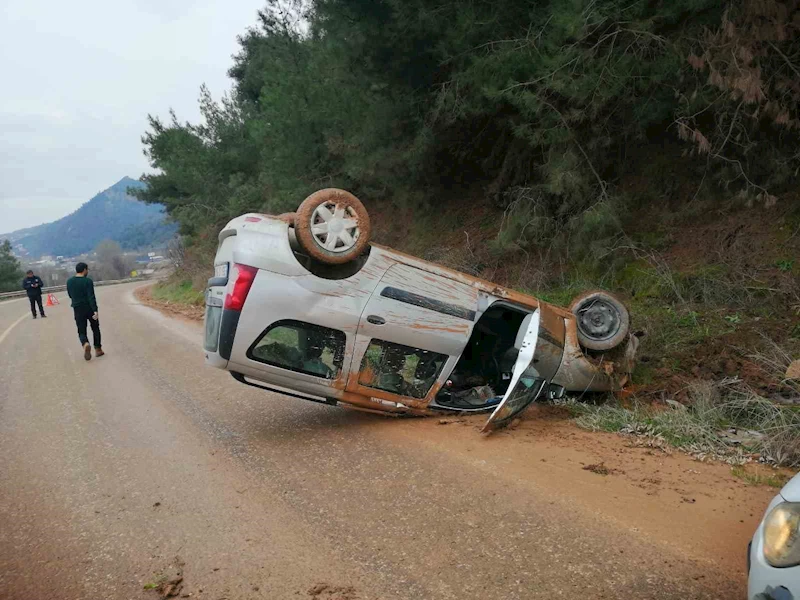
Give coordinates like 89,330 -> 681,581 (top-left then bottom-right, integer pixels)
0,313 -> 30,346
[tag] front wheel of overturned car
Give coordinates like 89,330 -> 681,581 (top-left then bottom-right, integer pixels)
294,188 -> 371,265
569,290 -> 630,352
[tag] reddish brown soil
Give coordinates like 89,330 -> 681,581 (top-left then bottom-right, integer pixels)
376,403 -> 792,584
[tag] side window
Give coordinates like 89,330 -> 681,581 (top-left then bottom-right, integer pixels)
358,340 -> 447,399
248,320 -> 346,380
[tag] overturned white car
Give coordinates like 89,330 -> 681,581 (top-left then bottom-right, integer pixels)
203,189 -> 637,431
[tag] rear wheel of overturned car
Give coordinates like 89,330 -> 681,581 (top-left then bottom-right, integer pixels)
569,290 -> 630,351
294,188 -> 371,264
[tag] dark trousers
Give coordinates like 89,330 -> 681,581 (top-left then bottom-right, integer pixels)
29,295 -> 44,317
74,306 -> 101,348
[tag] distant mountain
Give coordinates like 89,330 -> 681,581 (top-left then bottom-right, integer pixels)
1,177 -> 177,258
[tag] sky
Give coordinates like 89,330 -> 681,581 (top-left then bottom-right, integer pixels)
0,0 -> 263,234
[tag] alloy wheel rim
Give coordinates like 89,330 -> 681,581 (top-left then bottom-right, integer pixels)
310,202 -> 360,253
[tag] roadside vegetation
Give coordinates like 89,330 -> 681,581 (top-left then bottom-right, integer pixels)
150,279 -> 204,307
559,378 -> 800,468
135,0 -> 800,236
137,0 -> 800,472
0,240 -> 24,293
731,465 -> 791,488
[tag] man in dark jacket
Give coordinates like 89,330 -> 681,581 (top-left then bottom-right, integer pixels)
22,270 -> 46,319
66,262 -> 103,361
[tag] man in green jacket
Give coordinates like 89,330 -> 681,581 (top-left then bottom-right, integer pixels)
66,262 -> 104,361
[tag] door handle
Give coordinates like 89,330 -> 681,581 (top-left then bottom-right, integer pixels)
367,315 -> 386,325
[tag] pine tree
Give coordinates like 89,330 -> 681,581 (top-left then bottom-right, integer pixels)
0,240 -> 24,293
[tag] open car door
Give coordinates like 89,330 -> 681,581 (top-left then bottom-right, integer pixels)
481,310 -> 548,433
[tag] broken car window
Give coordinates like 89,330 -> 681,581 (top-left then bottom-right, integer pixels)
358,340 -> 447,399
249,320 -> 346,379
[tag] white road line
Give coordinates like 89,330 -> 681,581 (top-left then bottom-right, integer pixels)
0,313 -> 30,346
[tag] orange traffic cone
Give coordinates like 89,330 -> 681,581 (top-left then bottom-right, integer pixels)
45,293 -> 60,307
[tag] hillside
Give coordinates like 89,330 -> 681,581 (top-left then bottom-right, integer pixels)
2,177 -> 176,257
137,1 -> 800,466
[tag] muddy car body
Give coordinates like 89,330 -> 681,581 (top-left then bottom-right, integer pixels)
204,189 -> 636,431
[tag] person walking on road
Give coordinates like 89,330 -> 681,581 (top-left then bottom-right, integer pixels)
66,262 -> 104,361
22,270 -> 46,319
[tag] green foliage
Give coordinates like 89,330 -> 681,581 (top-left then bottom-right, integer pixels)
151,279 -> 205,307
730,466 -> 789,489
0,239 -> 24,293
725,313 -> 742,325
675,1 -> 800,196
565,379 -> 800,467
116,217 -> 177,250
138,0 -> 800,259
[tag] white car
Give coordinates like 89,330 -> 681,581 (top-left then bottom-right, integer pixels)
749,472 -> 800,600
203,188 -> 638,432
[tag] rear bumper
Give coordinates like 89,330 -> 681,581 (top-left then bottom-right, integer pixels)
218,309 -> 240,360
205,351 -> 229,369
204,287 -> 239,368
204,308 -> 239,368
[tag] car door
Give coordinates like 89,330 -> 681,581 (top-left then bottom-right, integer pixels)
347,263 -> 478,407
481,310 -> 548,432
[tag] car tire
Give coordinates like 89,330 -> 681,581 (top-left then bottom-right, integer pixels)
294,188 -> 371,265
569,290 -> 630,351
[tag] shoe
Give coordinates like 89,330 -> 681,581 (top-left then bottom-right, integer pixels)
83,343 -> 92,361
95,348 -> 105,357
32,315 -> 37,319
40,314 -> 47,318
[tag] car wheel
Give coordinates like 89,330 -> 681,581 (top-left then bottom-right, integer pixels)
294,188 -> 371,264
569,290 -> 630,351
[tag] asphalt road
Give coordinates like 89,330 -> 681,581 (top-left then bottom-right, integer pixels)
0,283 -> 747,599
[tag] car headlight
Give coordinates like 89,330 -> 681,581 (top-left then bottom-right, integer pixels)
763,502 -> 800,568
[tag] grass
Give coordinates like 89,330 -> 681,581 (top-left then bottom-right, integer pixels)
558,379 -> 800,468
143,574 -> 167,591
730,466 -> 790,489
151,279 -> 205,307
534,269 -> 738,377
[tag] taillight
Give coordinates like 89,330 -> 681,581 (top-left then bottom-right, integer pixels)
224,264 -> 258,311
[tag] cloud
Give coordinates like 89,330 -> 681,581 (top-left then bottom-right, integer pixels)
0,0 -> 261,233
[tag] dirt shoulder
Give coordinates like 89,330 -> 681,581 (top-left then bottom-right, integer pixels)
135,283 -> 203,321
130,289 -> 793,592
137,281 -> 792,554
373,405 -> 791,582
